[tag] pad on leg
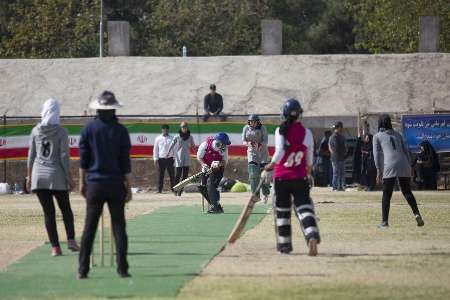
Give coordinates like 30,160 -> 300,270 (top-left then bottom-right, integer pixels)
274,206 -> 292,253
295,204 -> 320,243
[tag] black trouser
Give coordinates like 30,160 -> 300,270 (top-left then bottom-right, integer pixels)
382,177 -> 421,222
157,158 -> 175,192
175,166 -> 190,196
274,178 -> 320,252
35,190 -> 75,248
199,170 -> 223,208
79,182 -> 128,275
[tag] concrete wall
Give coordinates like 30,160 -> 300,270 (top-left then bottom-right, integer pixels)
0,54 -> 449,117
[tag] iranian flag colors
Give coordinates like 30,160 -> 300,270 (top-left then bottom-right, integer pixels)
0,122 -> 276,160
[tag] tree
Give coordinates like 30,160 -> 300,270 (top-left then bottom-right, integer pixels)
268,0 -> 356,54
346,0 -> 450,53
141,0 -> 271,56
1,0 -> 100,58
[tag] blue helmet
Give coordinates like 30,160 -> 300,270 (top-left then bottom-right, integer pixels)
214,132 -> 231,145
247,114 -> 260,122
282,98 -> 303,119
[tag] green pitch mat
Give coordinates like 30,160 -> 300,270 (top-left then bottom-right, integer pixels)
0,205 -> 268,300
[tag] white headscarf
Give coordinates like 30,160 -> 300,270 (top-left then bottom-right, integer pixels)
41,98 -> 61,126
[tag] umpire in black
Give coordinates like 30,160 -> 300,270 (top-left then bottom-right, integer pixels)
78,91 -> 132,279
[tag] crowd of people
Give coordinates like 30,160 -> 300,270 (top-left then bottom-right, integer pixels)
314,121 -> 441,192
25,89 -> 436,279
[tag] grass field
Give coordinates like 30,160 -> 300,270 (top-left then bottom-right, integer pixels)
0,189 -> 449,299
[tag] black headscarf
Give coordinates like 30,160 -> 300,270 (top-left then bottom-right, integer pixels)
179,129 -> 191,141
419,141 -> 440,172
378,114 -> 393,132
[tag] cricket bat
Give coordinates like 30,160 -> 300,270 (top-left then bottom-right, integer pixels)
173,167 -> 211,192
227,174 -> 268,243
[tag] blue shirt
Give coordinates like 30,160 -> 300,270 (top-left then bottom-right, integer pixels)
79,117 -> 131,182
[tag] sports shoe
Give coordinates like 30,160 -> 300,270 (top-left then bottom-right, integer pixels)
207,207 -> 220,214
77,273 -> 88,280
217,204 -> 224,213
68,239 -> 80,252
377,221 -> 389,228
52,246 -> 62,256
308,238 -> 318,256
118,272 -> 132,278
277,244 -> 292,254
415,215 -> 424,227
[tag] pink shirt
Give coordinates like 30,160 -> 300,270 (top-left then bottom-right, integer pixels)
274,122 -> 309,180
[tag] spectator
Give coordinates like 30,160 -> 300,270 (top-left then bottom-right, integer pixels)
414,141 -> 440,190
78,91 -> 132,279
153,124 -> 175,193
168,122 -> 196,196
203,84 -> 226,122
317,130 -> 332,186
360,133 -> 377,191
329,121 -> 347,191
353,129 -> 363,184
27,98 -> 79,257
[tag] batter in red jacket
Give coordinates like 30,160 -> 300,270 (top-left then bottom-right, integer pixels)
197,132 -> 230,214
265,99 -> 320,256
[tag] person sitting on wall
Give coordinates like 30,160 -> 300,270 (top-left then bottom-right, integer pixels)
203,84 -> 226,122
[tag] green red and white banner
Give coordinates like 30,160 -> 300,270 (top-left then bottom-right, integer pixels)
0,122 -> 277,160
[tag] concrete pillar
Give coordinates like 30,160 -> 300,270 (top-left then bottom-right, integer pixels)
419,16 -> 439,52
108,21 -> 130,56
261,19 -> 282,55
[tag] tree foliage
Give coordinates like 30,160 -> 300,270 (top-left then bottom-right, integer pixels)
270,0 -> 356,54
346,0 -> 450,53
0,0 -> 447,58
141,0 -> 271,56
0,0 -> 100,58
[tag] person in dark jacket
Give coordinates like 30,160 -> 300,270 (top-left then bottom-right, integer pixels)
78,91 -> 132,279
360,133 -> 377,191
317,130 -> 332,186
329,121 -> 347,191
203,84 -> 226,122
414,141 -> 440,190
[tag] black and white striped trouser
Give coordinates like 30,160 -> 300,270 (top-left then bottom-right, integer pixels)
273,177 -> 320,250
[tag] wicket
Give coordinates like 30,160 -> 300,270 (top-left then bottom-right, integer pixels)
91,211 -> 115,267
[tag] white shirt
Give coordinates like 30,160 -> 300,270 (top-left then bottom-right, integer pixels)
197,141 -> 229,165
271,127 -> 314,166
153,134 -> 174,160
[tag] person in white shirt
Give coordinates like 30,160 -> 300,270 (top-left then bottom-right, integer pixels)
153,124 -> 175,193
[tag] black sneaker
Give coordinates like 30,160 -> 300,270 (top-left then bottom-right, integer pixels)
277,244 -> 293,254
118,272 -> 132,278
415,215 -> 424,227
377,221 -> 389,228
77,273 -> 88,280
207,207 -> 220,214
217,204 -> 224,213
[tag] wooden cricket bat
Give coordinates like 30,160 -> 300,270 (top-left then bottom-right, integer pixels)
227,177 -> 266,243
173,167 -> 211,192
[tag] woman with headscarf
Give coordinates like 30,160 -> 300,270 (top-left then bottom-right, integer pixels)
242,114 -> 270,202
168,122 -> 196,196
414,141 -> 440,190
360,133 -> 377,191
26,98 -> 79,256
373,114 -> 424,228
